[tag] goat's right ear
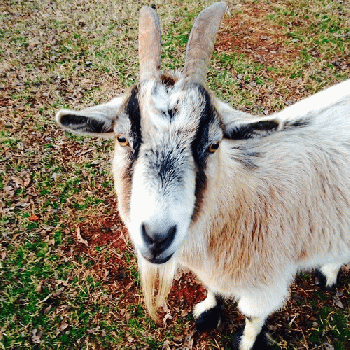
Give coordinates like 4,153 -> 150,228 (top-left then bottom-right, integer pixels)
56,96 -> 125,138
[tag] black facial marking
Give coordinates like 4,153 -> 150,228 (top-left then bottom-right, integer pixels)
231,154 -> 259,170
126,86 -> 142,160
226,120 -> 279,140
168,103 -> 179,120
231,146 -> 261,170
123,86 -> 142,216
168,108 -> 175,119
147,147 -> 184,187
191,85 -> 216,221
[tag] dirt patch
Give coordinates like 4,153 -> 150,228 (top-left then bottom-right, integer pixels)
216,3 -> 300,66
70,199 -> 133,285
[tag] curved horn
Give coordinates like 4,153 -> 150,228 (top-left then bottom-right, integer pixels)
184,2 -> 226,86
139,6 -> 162,82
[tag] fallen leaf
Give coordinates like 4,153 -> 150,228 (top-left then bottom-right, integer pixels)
31,329 -> 42,344
29,214 -> 39,221
44,305 -> 52,314
10,176 -> 23,187
76,226 -> 88,246
162,340 -> 171,350
322,344 -> 334,350
333,296 -> 344,309
182,331 -> 194,350
56,321 -> 68,335
4,186 -> 15,197
36,280 -> 44,292
162,303 -> 173,325
23,173 -> 31,187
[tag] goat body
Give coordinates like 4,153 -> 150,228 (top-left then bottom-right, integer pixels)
56,2 -> 350,349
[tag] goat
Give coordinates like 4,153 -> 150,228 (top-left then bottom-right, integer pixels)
56,2 -> 350,349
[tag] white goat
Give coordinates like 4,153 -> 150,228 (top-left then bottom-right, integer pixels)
56,2 -> 350,349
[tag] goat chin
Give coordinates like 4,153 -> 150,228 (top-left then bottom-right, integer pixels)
138,253 -> 177,319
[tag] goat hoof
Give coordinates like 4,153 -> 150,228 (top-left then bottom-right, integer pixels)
231,327 -> 243,350
231,325 -> 272,350
195,304 -> 222,331
316,270 -> 340,291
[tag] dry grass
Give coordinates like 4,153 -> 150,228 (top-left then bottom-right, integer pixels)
1,0 -> 349,349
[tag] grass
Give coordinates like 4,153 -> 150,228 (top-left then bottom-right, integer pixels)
0,0 -> 349,349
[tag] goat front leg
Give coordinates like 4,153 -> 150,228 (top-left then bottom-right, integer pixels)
193,290 -> 223,331
232,316 -> 270,350
234,280 -> 291,350
319,262 -> 343,289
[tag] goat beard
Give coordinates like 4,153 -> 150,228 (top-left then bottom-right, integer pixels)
138,253 -> 177,320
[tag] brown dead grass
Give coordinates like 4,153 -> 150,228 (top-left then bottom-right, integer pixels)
1,0 -> 349,349
216,3 -> 301,65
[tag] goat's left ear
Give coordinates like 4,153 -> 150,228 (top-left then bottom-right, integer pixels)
216,100 -> 281,140
56,96 -> 125,138
224,118 -> 281,140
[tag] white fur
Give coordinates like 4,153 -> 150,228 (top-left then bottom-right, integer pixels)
57,76 -> 350,350
320,262 -> 344,287
276,79 -> 350,121
193,291 -> 217,319
240,317 -> 266,350
129,155 -> 196,261
106,96 -> 125,107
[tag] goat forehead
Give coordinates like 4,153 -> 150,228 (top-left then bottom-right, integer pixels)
133,81 -> 223,182
139,132 -> 193,186
139,142 -> 190,189
139,81 -> 205,136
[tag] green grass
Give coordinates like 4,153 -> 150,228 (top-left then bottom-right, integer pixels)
309,307 -> 350,350
1,0 -> 349,349
1,239 -> 73,348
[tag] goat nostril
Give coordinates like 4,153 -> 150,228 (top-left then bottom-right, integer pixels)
141,222 -> 177,253
141,223 -> 154,245
167,225 -> 177,242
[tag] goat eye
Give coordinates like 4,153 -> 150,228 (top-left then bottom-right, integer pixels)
117,136 -> 129,147
208,141 -> 220,154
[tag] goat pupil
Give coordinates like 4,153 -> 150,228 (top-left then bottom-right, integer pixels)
117,136 -> 128,146
209,142 -> 220,153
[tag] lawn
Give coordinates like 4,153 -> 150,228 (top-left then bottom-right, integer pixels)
0,0 -> 349,349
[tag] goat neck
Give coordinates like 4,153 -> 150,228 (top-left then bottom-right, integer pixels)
184,1 -> 226,86
139,6 -> 162,82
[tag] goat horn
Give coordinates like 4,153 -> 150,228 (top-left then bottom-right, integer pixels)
139,6 -> 162,82
184,2 -> 226,86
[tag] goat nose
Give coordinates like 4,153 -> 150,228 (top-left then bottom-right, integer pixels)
141,222 -> 177,255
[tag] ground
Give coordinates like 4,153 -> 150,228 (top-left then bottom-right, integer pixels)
0,0 -> 349,349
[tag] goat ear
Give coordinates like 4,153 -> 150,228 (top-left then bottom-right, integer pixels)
56,97 -> 124,138
216,100 -> 281,140
224,118 -> 280,140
